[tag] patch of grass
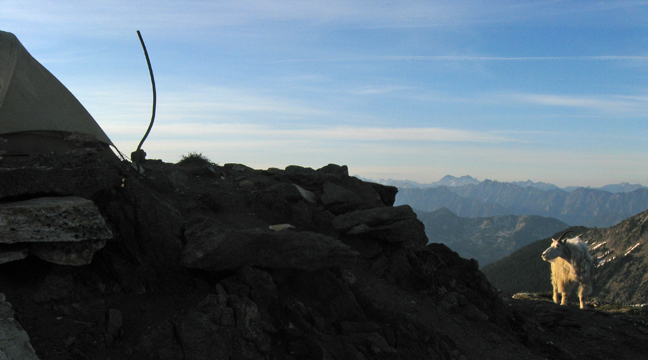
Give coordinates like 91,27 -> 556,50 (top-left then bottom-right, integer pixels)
177,151 -> 213,166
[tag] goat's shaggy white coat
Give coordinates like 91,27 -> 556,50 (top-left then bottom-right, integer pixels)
542,234 -> 594,309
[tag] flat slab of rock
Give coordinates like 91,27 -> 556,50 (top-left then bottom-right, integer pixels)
0,197 -> 112,244
181,223 -> 360,272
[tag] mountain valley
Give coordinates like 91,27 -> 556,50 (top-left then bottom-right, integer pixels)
415,208 -> 569,266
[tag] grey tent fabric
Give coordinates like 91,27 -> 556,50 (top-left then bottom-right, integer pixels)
0,30 -> 113,151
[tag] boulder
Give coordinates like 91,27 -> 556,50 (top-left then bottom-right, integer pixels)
316,164 -> 349,177
181,223 -> 360,272
321,182 -> 364,208
333,205 -> 428,251
0,196 -> 112,244
367,182 -> 398,207
337,176 -> 385,210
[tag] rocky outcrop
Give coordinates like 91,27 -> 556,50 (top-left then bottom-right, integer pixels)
2,153 -> 646,360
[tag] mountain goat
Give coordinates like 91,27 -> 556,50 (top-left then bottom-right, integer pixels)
541,231 -> 594,309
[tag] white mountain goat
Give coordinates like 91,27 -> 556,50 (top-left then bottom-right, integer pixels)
541,231 -> 594,309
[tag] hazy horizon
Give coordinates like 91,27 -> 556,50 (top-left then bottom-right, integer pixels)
357,173 -> 647,189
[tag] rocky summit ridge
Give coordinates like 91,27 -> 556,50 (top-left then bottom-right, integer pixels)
1,151 -> 647,359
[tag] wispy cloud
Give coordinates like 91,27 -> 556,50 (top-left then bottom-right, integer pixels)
105,122 -> 518,144
508,93 -> 648,114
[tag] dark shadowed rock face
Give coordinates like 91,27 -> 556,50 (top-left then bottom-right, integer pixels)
181,223 -> 360,272
1,154 -> 647,360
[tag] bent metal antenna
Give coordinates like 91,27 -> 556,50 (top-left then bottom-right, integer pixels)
132,30 -> 156,173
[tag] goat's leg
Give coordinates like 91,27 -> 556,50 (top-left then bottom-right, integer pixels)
552,284 -> 560,304
560,292 -> 568,305
578,285 -> 586,309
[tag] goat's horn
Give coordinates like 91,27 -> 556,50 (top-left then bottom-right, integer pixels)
554,230 -> 573,242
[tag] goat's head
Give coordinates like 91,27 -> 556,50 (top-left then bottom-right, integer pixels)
541,231 -> 573,261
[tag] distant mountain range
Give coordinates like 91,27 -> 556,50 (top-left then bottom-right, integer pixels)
392,178 -> 648,227
415,207 -> 569,267
371,175 -> 646,193
369,175 -> 480,189
482,207 -> 648,305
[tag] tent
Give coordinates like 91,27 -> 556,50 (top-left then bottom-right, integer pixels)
0,30 -> 115,155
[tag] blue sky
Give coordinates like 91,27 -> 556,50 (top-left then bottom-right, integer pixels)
2,1 -> 647,187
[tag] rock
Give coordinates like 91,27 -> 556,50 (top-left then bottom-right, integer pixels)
294,185 -> 318,204
321,182 -> 364,208
332,205 -> 418,233
285,165 -> 341,186
173,307 -> 231,360
336,176 -> 385,210
348,332 -> 398,358
181,223 -> 360,272
346,218 -> 428,251
0,244 -> 29,265
226,163 -> 254,172
169,293 -> 274,360
234,266 -> 280,321
106,308 -> 123,336
102,179 -> 184,268
316,164 -> 349,177
367,182 -> 398,206
33,274 -> 75,303
0,197 -> 112,244
238,179 -> 255,188
29,238 -> 106,265
261,183 -> 305,202
386,249 -> 412,281
268,224 -> 295,231
0,164 -> 122,200
339,321 -> 383,335
0,294 -> 40,360
332,205 -> 428,251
